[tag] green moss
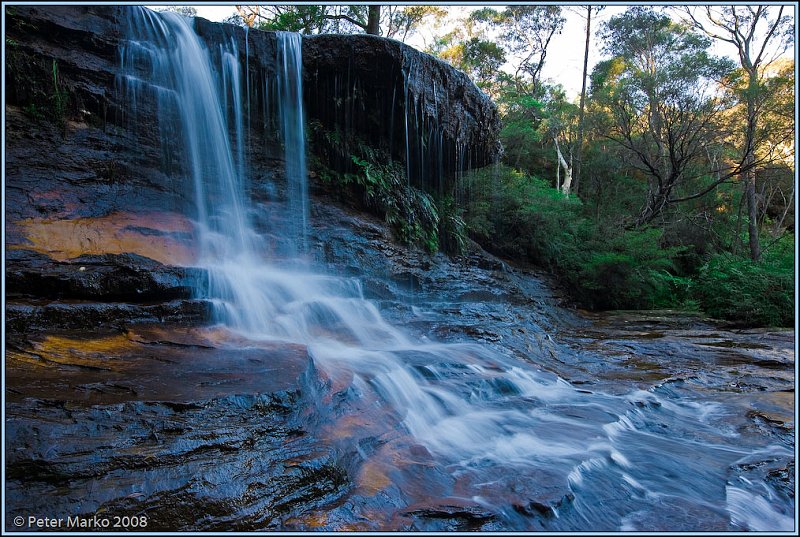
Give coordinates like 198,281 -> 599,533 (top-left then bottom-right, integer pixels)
50,60 -> 70,131
5,46 -> 71,133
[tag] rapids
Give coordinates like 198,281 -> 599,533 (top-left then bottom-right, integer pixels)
113,8 -> 794,531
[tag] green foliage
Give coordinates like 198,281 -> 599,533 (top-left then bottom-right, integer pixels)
6,49 -> 70,132
241,5 -> 433,37
22,103 -> 45,120
589,6 -> 737,225
693,234 -> 794,326
427,5 -> 793,325
309,123 -> 440,252
495,82 -> 549,174
487,5 -> 565,88
50,60 -> 69,131
462,165 -> 691,310
256,6 -> 328,33
384,6 -> 447,42
437,195 -> 467,255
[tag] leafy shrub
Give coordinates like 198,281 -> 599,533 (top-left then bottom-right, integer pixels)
437,194 -> 467,255
309,123 -> 440,252
462,164 -> 690,310
693,235 -> 794,326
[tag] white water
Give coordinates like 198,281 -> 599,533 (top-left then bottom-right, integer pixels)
119,9 -> 794,531
276,32 -> 309,255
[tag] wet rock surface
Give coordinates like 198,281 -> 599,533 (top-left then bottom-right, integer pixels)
5,196 -> 795,532
6,249 -> 205,302
5,325 -> 351,531
5,247 -> 211,334
5,299 -> 211,334
6,395 -> 349,532
303,34 -> 501,185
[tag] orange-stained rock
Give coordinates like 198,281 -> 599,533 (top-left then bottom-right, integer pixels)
5,325 -> 312,406
9,211 -> 197,265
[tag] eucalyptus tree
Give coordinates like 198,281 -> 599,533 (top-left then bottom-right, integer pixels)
572,5 -> 604,196
539,86 -> 579,194
232,5 -> 441,40
430,14 -> 506,95
382,5 -> 447,42
679,6 -> 793,261
234,5 -> 335,33
592,7 -> 735,226
471,5 -> 565,96
233,5 -> 379,35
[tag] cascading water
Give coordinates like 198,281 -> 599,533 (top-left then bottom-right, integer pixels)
119,8 -> 794,531
276,32 -> 309,255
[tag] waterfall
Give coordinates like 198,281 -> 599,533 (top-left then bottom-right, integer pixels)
118,10 -> 315,333
276,32 -> 309,255
117,9 -> 793,530
121,9 -> 251,262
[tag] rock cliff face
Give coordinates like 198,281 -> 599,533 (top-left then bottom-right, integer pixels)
5,5 -> 500,302
303,34 -> 501,191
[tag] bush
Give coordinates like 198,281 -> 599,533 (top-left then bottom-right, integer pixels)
461,164 -> 690,310
693,235 -> 794,326
309,123 -> 441,252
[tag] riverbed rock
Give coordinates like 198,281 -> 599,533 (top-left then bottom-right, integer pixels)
5,299 -> 212,334
5,325 -> 352,531
6,249 -> 206,302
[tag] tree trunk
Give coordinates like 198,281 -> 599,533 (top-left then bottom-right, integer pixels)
772,183 -> 794,237
366,5 -> 381,35
635,173 -> 678,226
573,6 -> 592,196
554,137 -> 573,195
745,158 -> 761,261
744,77 -> 762,261
556,150 -> 560,191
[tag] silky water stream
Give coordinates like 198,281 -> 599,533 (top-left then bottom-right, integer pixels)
119,9 -> 794,531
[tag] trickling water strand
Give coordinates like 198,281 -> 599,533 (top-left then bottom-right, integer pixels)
403,56 -> 415,185
276,32 -> 309,255
245,26 -> 251,158
220,38 -> 246,194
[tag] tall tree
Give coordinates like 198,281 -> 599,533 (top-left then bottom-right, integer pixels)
572,6 -> 604,196
593,7 -> 734,225
541,85 -> 579,194
473,6 -> 565,95
383,6 -> 447,42
680,6 -> 793,261
234,5 -> 384,35
428,10 -> 505,94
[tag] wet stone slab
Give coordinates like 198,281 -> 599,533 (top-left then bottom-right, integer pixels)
6,325 -> 313,405
5,325 -> 352,532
